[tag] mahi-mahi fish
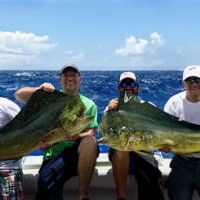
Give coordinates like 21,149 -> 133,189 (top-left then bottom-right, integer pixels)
0,89 -> 93,160
99,94 -> 200,155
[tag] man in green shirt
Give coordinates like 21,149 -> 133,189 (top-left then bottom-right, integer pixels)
15,63 -> 98,200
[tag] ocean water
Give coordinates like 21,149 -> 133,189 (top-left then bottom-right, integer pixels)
0,70 -> 183,157
0,70 -> 184,116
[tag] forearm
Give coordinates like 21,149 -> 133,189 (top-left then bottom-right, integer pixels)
107,98 -> 119,110
14,83 -> 55,103
79,128 -> 95,137
66,128 -> 95,141
14,86 -> 40,103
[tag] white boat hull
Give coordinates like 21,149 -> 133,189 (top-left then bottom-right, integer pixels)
22,152 -> 200,200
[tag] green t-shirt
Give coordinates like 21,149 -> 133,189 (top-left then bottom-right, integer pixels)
43,93 -> 98,160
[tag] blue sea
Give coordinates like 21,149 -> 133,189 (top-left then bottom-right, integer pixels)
0,70 -> 184,114
0,70 -> 183,157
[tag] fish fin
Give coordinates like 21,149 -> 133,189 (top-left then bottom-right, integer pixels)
134,150 -> 154,158
134,151 -> 158,167
124,91 -> 134,103
177,153 -> 189,160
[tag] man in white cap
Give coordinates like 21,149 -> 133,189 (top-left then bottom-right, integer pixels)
14,63 -> 98,200
164,65 -> 200,200
106,71 -> 165,200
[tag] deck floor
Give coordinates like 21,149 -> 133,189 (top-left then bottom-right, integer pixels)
24,187 -> 200,200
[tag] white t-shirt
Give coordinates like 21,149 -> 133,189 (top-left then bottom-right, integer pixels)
164,91 -> 200,157
0,97 -> 22,168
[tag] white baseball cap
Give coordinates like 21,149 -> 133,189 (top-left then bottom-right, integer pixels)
119,72 -> 137,83
182,65 -> 200,80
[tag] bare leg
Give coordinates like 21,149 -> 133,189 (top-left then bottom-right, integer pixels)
112,151 -> 130,199
77,136 -> 97,200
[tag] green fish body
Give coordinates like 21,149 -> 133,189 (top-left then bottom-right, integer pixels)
99,95 -> 200,155
0,89 -> 93,160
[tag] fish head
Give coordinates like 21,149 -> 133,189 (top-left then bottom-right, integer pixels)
61,114 -> 94,134
55,94 -> 94,135
99,92 -> 161,151
99,124 -> 131,150
99,105 -> 134,150
26,91 -> 94,145
99,116 -> 158,151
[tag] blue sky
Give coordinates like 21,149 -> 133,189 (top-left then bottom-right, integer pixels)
0,0 -> 200,71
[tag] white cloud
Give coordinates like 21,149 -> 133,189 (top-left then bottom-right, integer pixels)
0,52 -> 47,71
115,32 -> 164,57
0,31 -> 57,69
115,35 -> 149,56
0,31 -> 56,54
64,50 -> 85,62
150,32 -> 164,46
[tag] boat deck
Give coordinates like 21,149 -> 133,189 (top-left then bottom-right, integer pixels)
23,153 -> 138,200
22,147 -> 200,200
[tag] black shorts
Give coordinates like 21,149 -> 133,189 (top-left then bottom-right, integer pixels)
109,148 -> 165,200
36,140 -> 99,198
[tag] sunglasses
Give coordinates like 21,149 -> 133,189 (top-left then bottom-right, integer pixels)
185,77 -> 200,85
119,81 -> 138,89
